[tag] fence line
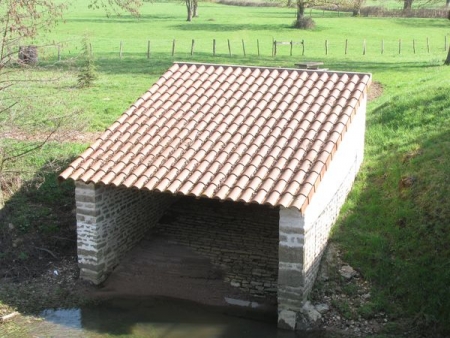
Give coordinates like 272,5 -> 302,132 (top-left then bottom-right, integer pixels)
15,36 -> 450,62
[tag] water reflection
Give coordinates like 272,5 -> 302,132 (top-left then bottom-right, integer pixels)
35,297 -> 301,338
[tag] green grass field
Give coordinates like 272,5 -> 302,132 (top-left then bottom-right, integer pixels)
2,0 -> 450,334
24,1 -> 450,129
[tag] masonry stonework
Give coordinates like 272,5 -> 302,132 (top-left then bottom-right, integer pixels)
75,182 -> 174,284
278,97 -> 367,330
156,197 -> 279,302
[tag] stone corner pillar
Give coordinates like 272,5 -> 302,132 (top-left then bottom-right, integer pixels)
277,207 -> 307,330
75,181 -> 107,285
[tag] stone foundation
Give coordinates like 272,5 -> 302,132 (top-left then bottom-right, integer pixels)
156,197 -> 279,302
75,183 -> 174,284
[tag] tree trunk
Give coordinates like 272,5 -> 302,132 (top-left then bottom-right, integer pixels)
445,47 -> 450,65
296,1 -> 305,24
353,8 -> 361,16
193,0 -> 198,17
0,185 -> 4,210
186,0 -> 193,21
403,0 -> 413,10
0,173 -> 4,210
287,0 -> 293,7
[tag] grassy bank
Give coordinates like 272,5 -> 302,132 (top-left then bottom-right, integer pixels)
333,76 -> 450,333
1,1 -> 450,335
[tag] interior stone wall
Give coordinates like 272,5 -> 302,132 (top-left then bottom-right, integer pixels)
156,197 -> 280,302
76,183 -> 174,284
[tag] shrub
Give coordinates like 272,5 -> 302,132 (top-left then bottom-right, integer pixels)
292,17 -> 315,29
77,37 -> 97,88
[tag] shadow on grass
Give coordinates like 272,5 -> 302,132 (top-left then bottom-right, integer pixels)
332,86 -> 450,335
65,55 -> 442,77
0,157 -> 76,280
0,155 -> 81,311
170,22 -> 290,32
64,13 -> 181,23
390,17 -> 450,28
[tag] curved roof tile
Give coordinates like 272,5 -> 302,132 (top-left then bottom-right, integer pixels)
59,62 -> 371,213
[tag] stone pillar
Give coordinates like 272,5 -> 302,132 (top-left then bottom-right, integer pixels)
75,182 -> 106,284
278,207 -> 306,330
277,95 -> 367,330
75,182 -> 174,285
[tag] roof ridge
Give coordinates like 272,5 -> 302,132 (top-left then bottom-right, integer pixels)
173,61 -> 372,78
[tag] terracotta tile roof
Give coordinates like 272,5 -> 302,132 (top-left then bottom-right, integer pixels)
60,62 -> 371,212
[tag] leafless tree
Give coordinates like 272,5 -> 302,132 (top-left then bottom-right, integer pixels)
185,0 -> 200,21
294,0 -> 340,28
88,0 -> 142,16
0,0 -> 141,208
186,0 -> 194,21
352,0 -> 366,16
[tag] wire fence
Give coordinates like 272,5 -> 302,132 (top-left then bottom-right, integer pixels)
12,35 -> 450,63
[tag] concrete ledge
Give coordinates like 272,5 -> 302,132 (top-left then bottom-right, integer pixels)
278,309 -> 297,330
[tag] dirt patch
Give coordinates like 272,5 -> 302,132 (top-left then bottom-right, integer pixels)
2,129 -> 102,144
368,81 -> 383,101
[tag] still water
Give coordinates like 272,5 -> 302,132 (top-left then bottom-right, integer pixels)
10,297 -> 329,338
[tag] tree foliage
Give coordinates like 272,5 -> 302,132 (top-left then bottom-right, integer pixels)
88,0 -> 142,17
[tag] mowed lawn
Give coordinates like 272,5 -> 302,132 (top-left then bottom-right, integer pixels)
5,0 -> 450,334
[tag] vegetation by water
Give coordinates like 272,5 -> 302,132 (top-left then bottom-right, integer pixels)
1,0 -> 450,335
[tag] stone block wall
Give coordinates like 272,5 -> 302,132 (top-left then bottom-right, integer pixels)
75,182 -> 174,284
278,97 -> 367,329
156,197 -> 279,301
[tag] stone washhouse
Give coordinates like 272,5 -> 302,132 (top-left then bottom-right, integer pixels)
59,62 -> 371,330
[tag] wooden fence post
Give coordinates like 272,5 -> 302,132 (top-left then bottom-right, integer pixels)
172,39 -> 176,56
325,39 -> 328,55
290,40 -> 293,56
413,39 -> 415,54
426,37 -> 430,53
363,39 -> 366,55
120,41 -> 123,59
228,39 -> 231,57
345,39 -> 348,55
191,39 -> 195,56
257,39 -> 260,57
274,40 -> 277,56
213,39 -> 216,56
381,39 -> 384,54
302,39 -> 305,56
398,39 -> 401,54
147,40 -> 151,59
242,39 -> 246,56
89,43 -> 93,57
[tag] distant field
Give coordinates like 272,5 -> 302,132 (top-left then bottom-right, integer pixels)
40,1 -> 448,61
22,1 -> 450,130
